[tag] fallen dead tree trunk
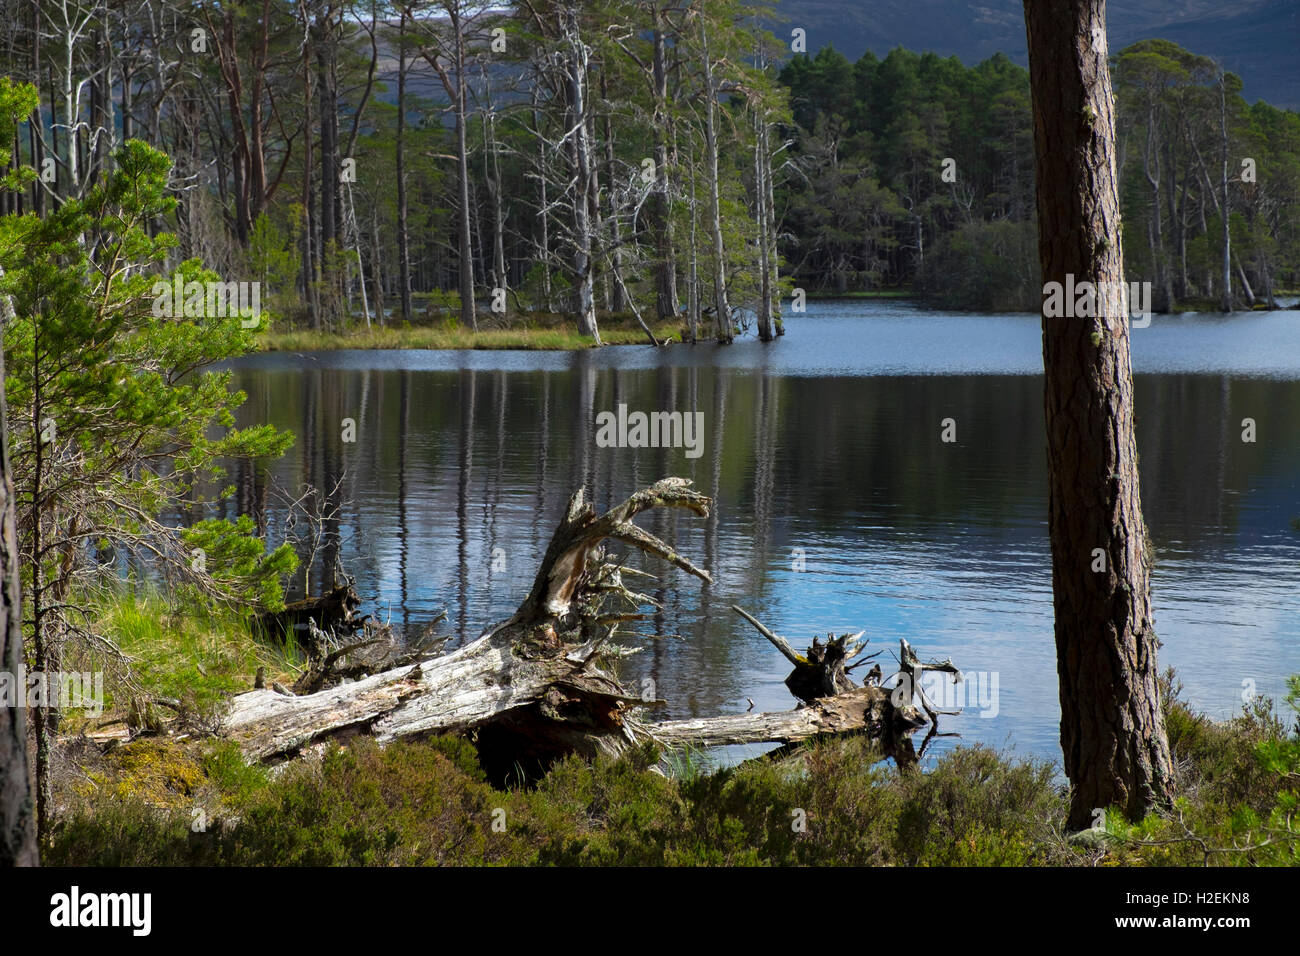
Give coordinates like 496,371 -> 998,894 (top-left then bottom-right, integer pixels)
646,687 -> 924,750
218,478 -> 958,778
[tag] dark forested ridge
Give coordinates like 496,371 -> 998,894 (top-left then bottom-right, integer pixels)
784,0 -> 1299,109
778,41 -> 1300,309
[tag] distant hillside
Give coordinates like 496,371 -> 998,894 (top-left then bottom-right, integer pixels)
783,0 -> 1298,107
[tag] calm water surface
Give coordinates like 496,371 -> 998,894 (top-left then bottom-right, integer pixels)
222,300 -> 1300,766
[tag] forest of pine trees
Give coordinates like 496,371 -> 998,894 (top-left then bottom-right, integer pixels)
0,0 -> 795,343
0,2 -> 1292,346
780,41 -> 1300,310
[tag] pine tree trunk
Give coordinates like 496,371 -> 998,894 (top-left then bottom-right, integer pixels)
29,315 -> 52,843
754,108 -> 773,342
30,6 -> 44,216
1234,255 -> 1255,307
651,13 -> 679,323
452,5 -> 477,332
0,328 -> 38,866
370,204 -> 384,324
62,25 -> 79,195
601,75 -> 625,314
316,17 -> 338,257
301,23 -> 319,330
562,6 -> 599,342
1141,108 -> 1171,312
1164,139 -> 1183,302
488,114 -> 507,300
764,113 -> 782,335
1219,72 -> 1232,312
532,92 -> 553,313
1023,0 -> 1174,830
687,129 -> 700,344
700,24 -> 731,344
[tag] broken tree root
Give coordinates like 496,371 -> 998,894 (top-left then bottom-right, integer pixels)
727,605 -> 953,765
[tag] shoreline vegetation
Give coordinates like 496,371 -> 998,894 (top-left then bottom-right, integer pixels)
256,292 -> 1300,353
43,592 -> 1300,866
259,313 -> 683,352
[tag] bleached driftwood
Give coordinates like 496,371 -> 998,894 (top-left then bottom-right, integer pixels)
217,478 -> 952,776
644,687 -> 925,750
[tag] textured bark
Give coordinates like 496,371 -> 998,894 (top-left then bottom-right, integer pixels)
0,332 -> 38,867
1023,0 -> 1174,830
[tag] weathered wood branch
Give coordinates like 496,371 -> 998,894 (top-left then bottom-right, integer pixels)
222,479 -> 714,772
898,638 -> 963,724
213,479 -> 954,777
640,686 -> 925,752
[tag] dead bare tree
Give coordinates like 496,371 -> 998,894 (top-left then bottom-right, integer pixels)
696,14 -> 732,343
518,2 -> 603,341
